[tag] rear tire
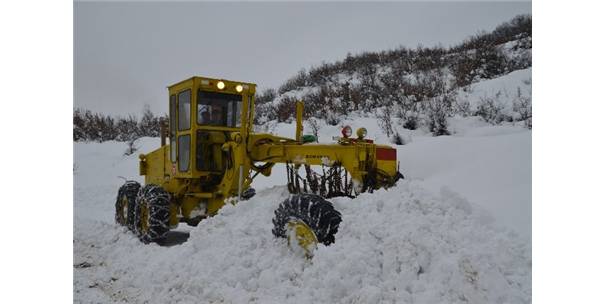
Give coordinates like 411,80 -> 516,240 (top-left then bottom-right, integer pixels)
115,181 -> 140,231
272,194 -> 342,246
134,184 -> 171,243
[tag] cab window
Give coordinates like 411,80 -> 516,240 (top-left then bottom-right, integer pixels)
235,100 -> 242,127
178,89 -> 191,131
178,135 -> 190,172
170,95 -> 176,163
197,91 -> 242,127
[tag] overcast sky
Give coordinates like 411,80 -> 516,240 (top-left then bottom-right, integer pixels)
74,1 -> 531,116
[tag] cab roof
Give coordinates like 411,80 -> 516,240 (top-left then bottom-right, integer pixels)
168,76 -> 256,90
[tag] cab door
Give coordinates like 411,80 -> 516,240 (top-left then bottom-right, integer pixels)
175,88 -> 192,177
169,94 -> 177,172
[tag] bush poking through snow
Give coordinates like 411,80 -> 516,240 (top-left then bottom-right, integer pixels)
276,96 -> 298,122
402,111 -> 420,130
475,96 -> 507,124
255,88 -> 277,105
377,108 -> 395,138
453,95 -> 472,117
325,112 -> 341,126
395,97 -> 421,130
124,140 -> 138,156
306,117 -> 321,140
513,87 -> 532,129
392,132 -> 405,145
425,97 -> 451,136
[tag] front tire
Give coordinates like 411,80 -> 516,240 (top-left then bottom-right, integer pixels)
272,194 -> 342,246
115,181 -> 140,230
134,184 -> 171,243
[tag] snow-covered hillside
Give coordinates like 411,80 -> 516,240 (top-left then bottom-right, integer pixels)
74,116 -> 531,303
252,15 -> 532,131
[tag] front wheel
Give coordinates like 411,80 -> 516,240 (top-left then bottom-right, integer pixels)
272,194 -> 342,256
134,184 -> 171,243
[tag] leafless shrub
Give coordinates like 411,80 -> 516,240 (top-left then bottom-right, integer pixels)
306,117 -> 321,139
475,96 -> 506,124
256,88 -> 277,104
278,69 -> 308,94
453,96 -> 472,117
377,107 -> 394,138
392,132 -> 405,145
513,87 -> 532,129
402,112 -> 420,130
425,97 -> 450,136
325,112 -> 340,126
394,96 -> 421,130
276,96 -> 298,122
124,140 -> 138,156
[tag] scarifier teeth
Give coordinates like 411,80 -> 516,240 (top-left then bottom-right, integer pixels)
286,163 -> 358,198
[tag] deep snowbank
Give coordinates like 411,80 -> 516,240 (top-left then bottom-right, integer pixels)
75,184 -> 530,303
74,127 -> 531,303
398,125 -> 531,240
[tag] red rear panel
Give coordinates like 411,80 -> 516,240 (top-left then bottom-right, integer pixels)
376,148 -> 396,161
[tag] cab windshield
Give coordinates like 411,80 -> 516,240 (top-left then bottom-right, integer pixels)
197,91 -> 242,128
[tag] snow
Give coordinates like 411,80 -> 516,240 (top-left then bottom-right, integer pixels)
456,68 -> 532,117
74,115 -> 531,302
398,125 -> 531,240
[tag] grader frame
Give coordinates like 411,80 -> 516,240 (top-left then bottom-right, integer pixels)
120,76 -> 401,248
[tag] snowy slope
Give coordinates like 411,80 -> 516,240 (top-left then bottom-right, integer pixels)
398,125 -> 531,240
456,68 -> 532,117
74,120 -> 531,303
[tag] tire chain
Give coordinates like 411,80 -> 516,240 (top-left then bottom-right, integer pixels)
115,181 -> 141,231
272,193 -> 342,246
134,184 -> 171,243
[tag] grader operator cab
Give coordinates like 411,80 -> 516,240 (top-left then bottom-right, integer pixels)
115,76 -> 402,256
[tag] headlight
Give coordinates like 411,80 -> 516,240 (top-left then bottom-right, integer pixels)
217,81 -> 225,90
341,125 -> 352,138
235,84 -> 243,93
356,127 -> 367,139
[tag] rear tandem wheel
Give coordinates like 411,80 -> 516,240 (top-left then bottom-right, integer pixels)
115,181 -> 141,231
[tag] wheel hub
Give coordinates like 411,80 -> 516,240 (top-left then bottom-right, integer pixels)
121,196 -> 128,222
140,202 -> 150,233
286,219 -> 318,258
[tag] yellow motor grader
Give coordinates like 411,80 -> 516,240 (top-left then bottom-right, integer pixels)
115,76 -> 402,255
